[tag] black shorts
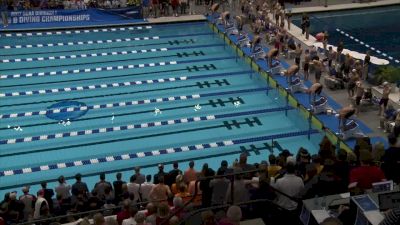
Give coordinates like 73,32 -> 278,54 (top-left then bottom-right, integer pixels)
304,63 -> 309,72
356,96 -> 362,105
315,71 -> 321,80
344,109 -> 355,119
379,98 -> 389,107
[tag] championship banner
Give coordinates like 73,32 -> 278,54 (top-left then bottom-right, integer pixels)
8,7 -> 143,25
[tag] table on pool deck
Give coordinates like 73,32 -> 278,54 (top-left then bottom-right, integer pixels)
300,189 -> 398,225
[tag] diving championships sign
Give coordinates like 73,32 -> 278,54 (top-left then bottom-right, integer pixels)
9,10 -> 90,24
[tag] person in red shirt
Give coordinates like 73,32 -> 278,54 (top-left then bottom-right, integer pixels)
349,150 -> 386,191
116,200 -> 131,225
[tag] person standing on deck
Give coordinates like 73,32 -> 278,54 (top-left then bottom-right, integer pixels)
363,51 -> 371,80
322,31 -> 329,53
303,49 -> 311,81
378,82 -> 391,116
286,9 -> 292,30
0,0 -> 8,28
304,15 -> 310,40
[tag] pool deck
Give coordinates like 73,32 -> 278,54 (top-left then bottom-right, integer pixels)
287,0 -> 400,14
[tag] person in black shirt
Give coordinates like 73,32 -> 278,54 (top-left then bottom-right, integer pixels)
41,182 -> 54,213
113,172 -> 126,204
167,162 -> 182,187
153,164 -> 167,184
382,134 -> 400,183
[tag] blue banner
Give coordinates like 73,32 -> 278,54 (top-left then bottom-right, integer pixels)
8,7 -> 142,25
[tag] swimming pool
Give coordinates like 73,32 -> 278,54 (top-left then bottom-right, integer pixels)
292,5 -> 400,65
0,21 -> 323,195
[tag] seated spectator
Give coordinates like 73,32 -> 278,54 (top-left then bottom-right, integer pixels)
93,213 -> 105,225
175,184 -> 191,204
117,200 -> 132,225
201,210 -> 216,225
349,150 -> 386,192
268,154 -> 282,178
134,212 -> 150,225
145,203 -> 157,225
122,206 -> 138,225
218,205 -> 242,225
155,203 -> 170,225
171,175 -> 185,195
381,134 -> 400,184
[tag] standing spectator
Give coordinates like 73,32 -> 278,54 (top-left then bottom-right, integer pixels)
55,176 -> 71,201
209,168 -> 230,205
334,150 -> 350,190
226,168 -> 250,204
72,173 -> 89,198
33,190 -> 49,220
140,175 -> 154,202
154,164 -> 167,185
238,153 -> 255,179
131,167 -> 145,185
184,161 -> 197,184
127,176 -> 141,204
171,0 -> 179,16
149,176 -> 172,206
322,31 -> 329,53
94,173 -> 113,200
327,46 -> 336,68
167,162 -> 182,187
40,182 -> 54,214
349,150 -> 386,191
337,41 -> 344,64
113,173 -> 126,204
286,9 -> 292,30
272,162 -> 304,211
19,187 -> 36,221
199,163 -> 215,207
381,134 -> 400,183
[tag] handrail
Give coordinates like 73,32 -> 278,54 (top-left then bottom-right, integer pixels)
16,198 -> 165,225
160,168 -> 302,225
177,198 -> 291,225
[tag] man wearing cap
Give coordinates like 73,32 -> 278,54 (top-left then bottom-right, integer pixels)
378,82 -> 391,116
19,187 -> 36,221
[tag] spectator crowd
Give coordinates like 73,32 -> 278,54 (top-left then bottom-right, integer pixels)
0,134 -> 399,225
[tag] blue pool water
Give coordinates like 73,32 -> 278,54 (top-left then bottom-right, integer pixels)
0,22 -> 323,195
292,5 -> 400,65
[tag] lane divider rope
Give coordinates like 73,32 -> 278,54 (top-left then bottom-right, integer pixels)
0,26 -> 152,38
0,129 -> 318,177
336,28 -> 399,64
0,106 -> 293,145
0,87 -> 269,119
0,70 -> 248,98
0,56 -> 235,80
0,32 -> 213,49
1,47 -> 168,63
